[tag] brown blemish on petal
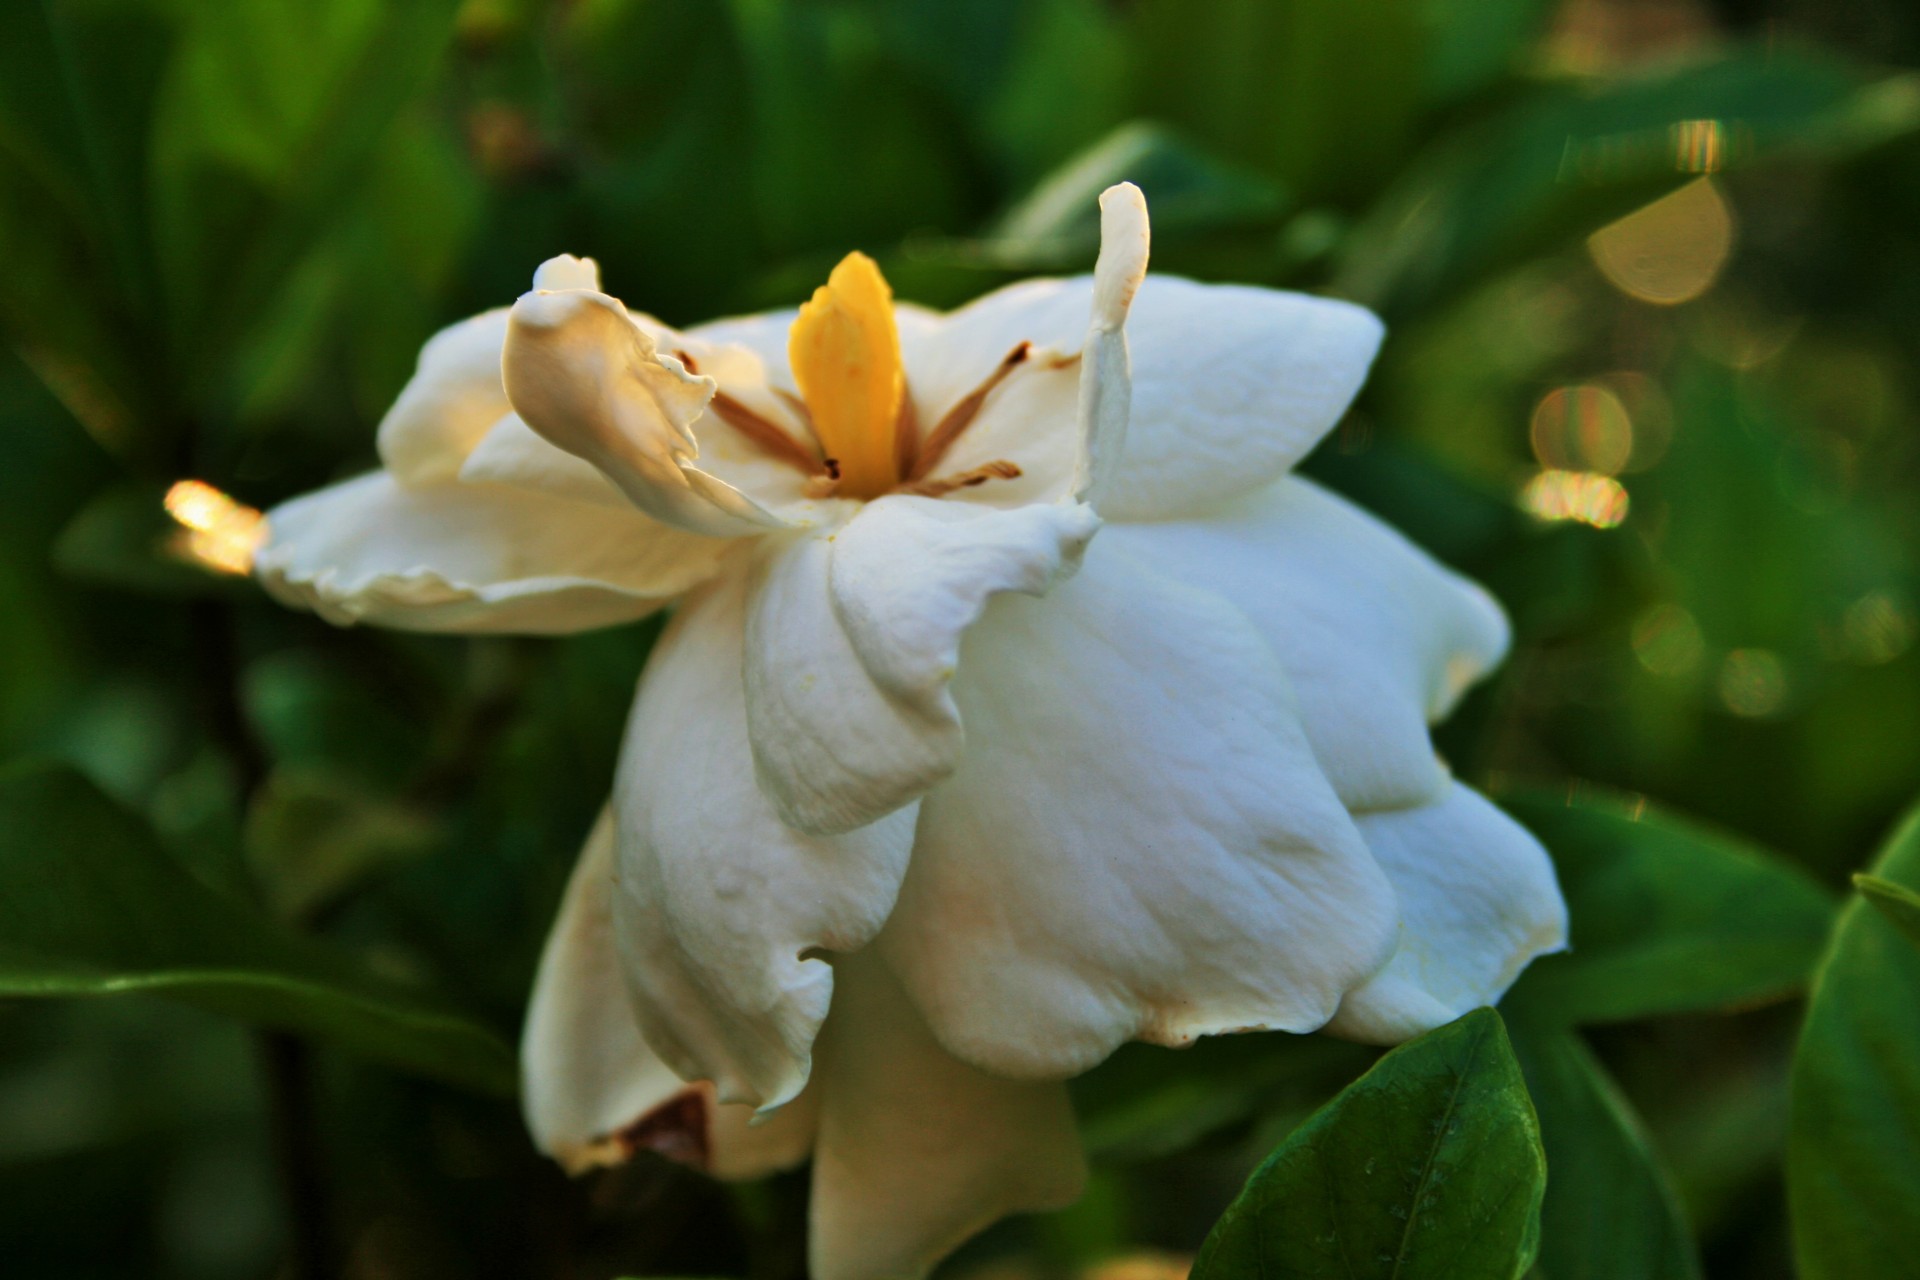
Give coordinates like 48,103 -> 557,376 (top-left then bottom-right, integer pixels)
566,1086 -> 712,1175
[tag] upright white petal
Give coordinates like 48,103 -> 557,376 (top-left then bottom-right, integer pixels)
745,496 -> 1100,837
1071,181 -> 1150,506
503,273 -> 791,538
1326,784 -> 1568,1044
610,568 -> 918,1111
1107,476 -> 1510,812
375,308 -> 512,484
877,542 -> 1399,1080
809,953 -> 1085,1280
256,471 -> 731,633
522,811 -> 816,1179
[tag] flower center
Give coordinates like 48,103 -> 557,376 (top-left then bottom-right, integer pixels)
787,252 -> 909,501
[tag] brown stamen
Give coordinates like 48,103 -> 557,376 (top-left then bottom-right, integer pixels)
893,387 -> 921,482
899,459 -> 1023,498
677,351 -> 825,476
908,342 -> 1031,482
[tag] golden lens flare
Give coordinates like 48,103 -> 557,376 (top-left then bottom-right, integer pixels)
788,251 -> 907,500
1518,469 -> 1630,529
164,479 -> 265,576
1588,177 -> 1736,307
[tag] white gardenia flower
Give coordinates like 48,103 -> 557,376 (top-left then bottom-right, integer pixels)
256,184 -> 1566,1280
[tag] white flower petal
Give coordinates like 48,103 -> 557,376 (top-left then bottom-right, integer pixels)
256,471 -> 730,634
901,274 -> 1380,520
1100,279 -> 1382,519
374,308 -> 512,484
459,413 -> 629,508
522,810 -> 816,1179
1326,784 -> 1569,1044
503,281 -> 791,538
745,496 -> 1101,837
610,568 -> 918,1111
1072,181 -> 1150,505
1106,476 -> 1510,812
809,953 -> 1084,1280
876,542 -> 1399,1079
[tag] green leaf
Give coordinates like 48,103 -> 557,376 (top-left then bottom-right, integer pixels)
1418,0 -> 1555,103
1338,49 -> 1920,318
1789,801 -> 1920,1279
1125,0 -> 1426,203
968,122 -> 1287,269
1500,786 -> 1835,1026
1072,1033 -> 1376,1162
1508,1022 -> 1700,1280
1191,1009 -> 1544,1280
245,769 -> 441,921
1853,873 -> 1920,950
0,761 -> 515,1095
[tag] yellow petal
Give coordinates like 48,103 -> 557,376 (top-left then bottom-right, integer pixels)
788,252 -> 904,499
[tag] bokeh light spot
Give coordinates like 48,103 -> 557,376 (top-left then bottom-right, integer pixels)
1632,603 -> 1706,677
1519,469 -> 1630,529
1719,648 -> 1788,718
1530,384 -> 1635,475
1670,119 -> 1729,173
1841,590 -> 1917,665
164,480 -> 266,576
1588,177 -> 1736,306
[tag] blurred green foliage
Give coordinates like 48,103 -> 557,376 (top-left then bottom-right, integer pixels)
2,0 -> 1920,1276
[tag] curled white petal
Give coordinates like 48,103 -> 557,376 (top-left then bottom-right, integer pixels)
610,569 -> 918,1111
522,810 -> 816,1179
745,496 -> 1101,837
1326,784 -> 1569,1043
877,541 -> 1399,1079
1107,476 -> 1510,811
503,274 -> 791,538
255,470 -> 730,634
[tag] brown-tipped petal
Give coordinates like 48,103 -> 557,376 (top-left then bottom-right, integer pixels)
522,810 -> 817,1180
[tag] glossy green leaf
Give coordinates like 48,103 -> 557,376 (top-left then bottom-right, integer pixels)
0,761 -> 514,1095
1500,786 -> 1835,1026
1191,1009 -> 1544,1280
1509,1022 -> 1700,1280
1854,873 -> 1920,950
1789,802 -> 1920,1279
